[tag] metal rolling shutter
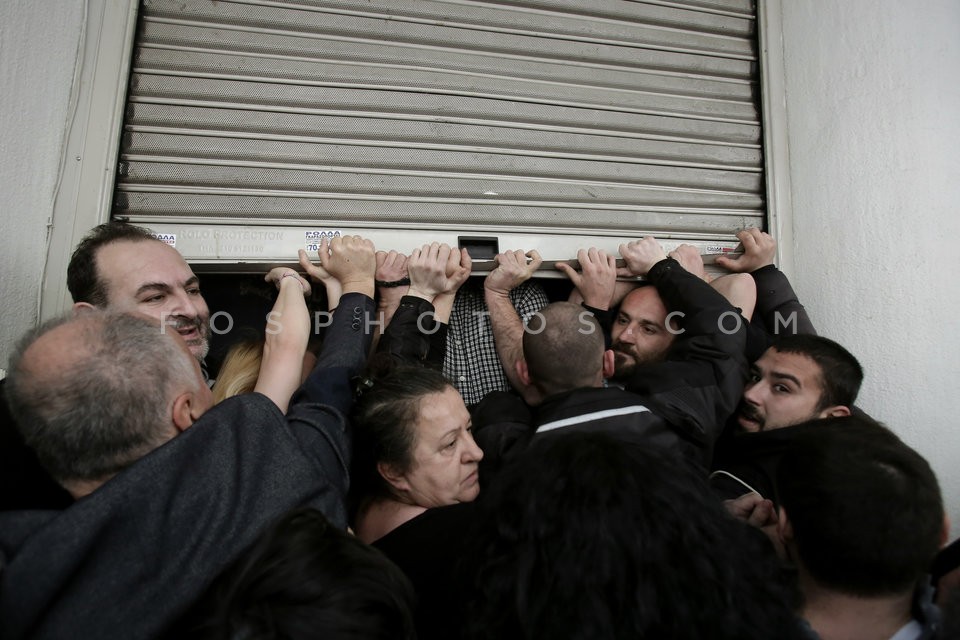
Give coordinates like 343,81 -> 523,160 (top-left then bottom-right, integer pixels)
114,0 -> 761,268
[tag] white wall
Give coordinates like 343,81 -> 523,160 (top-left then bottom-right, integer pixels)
779,0 -> 960,538
0,0 -> 84,370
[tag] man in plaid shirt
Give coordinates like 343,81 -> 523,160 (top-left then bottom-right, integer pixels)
444,277 -> 549,408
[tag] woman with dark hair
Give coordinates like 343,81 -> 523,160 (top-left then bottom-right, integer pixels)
349,240 -> 478,544
350,364 -> 483,544
464,430 -> 807,640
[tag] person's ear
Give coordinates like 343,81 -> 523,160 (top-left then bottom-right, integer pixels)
72,301 -> 97,315
377,461 -> 410,493
777,506 -> 794,545
516,359 -> 532,387
818,404 -> 851,419
171,390 -> 205,432
941,515 -> 952,547
602,349 -> 616,379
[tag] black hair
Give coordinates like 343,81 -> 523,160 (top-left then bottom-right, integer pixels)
777,414 -> 943,596
771,334 -> 863,410
464,431 -> 806,640
523,301 -> 604,397
67,220 -> 158,306
350,361 -> 454,511
173,508 -> 416,640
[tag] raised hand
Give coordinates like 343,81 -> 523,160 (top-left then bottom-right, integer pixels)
715,227 -> 776,273
321,235 -> 376,297
617,237 -> 667,277
556,247 -> 617,309
408,242 -> 469,300
484,249 -> 542,296
299,239 -> 343,308
443,246 -> 472,295
265,266 -> 311,296
376,250 -> 409,287
668,244 -> 708,282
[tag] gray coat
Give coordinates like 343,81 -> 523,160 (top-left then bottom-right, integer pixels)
0,292 -> 376,640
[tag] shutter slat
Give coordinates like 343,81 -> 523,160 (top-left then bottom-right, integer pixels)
123,131 -> 762,193
131,73 -> 760,143
132,51 -> 756,123
143,0 -> 756,59
120,160 -> 762,209
124,103 -> 761,169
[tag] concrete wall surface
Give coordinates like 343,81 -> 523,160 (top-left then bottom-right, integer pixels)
780,0 -> 960,538
0,0 -> 84,372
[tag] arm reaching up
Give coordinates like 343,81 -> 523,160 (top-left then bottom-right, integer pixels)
484,249 -> 542,402
668,243 -> 757,321
257,267 -> 312,413
557,247 -> 624,346
715,228 -> 815,357
290,235 -> 377,414
369,250 -> 409,353
376,243 -> 471,367
374,250 -> 409,326
428,245 -> 472,324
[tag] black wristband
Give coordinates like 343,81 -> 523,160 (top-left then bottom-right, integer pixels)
376,277 -> 411,288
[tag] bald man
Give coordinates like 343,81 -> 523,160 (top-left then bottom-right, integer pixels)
473,238 -> 749,473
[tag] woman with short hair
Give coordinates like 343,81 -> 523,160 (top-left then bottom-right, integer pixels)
350,364 -> 482,545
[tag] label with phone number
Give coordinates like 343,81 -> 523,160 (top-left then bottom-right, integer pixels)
305,230 -> 342,252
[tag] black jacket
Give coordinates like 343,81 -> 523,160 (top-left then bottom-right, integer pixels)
745,265 -> 816,361
375,294 -> 447,368
474,256 -> 749,472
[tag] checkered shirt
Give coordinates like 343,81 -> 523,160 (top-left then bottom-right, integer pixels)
443,279 -> 549,407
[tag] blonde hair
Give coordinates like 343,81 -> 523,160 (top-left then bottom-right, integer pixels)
211,338 -> 264,404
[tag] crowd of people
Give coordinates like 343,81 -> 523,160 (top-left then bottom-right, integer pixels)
1,221 -> 958,639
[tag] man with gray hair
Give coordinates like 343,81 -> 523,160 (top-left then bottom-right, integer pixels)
2,220 -> 215,511
5,313 -> 211,499
0,236 -> 377,640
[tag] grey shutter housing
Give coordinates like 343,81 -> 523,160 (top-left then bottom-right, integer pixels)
115,0 -> 762,267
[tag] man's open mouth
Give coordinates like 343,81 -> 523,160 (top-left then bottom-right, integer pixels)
737,407 -> 763,430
